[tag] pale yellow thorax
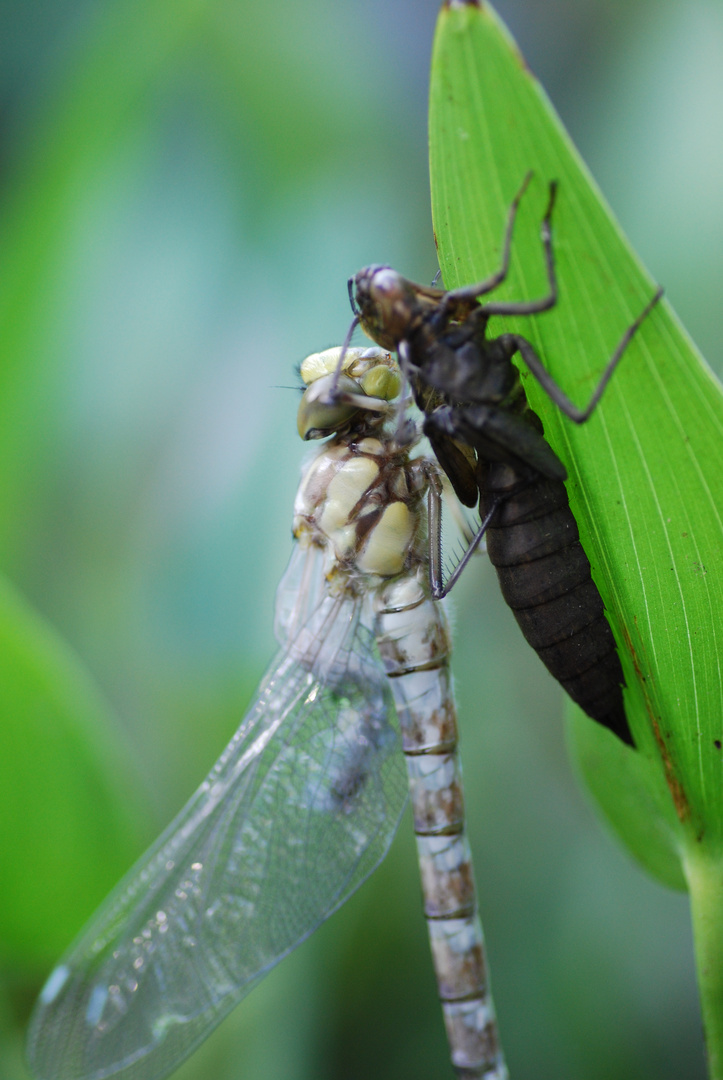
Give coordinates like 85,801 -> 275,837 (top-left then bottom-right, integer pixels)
294,439 -> 422,583
357,500 -> 416,577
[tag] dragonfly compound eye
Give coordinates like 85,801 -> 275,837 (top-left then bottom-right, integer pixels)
359,364 -> 400,401
297,373 -> 365,440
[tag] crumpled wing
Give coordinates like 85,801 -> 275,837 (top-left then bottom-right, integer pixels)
27,586 -> 407,1080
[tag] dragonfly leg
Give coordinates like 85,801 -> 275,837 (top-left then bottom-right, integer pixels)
328,313 -> 360,396
427,467 -> 503,600
441,172 -> 535,313
498,286 -> 663,424
453,178 -> 558,320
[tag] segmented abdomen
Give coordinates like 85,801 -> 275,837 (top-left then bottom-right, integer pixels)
375,575 -> 508,1080
479,460 -> 632,745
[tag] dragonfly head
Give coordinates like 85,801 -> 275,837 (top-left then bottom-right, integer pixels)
297,346 -> 401,440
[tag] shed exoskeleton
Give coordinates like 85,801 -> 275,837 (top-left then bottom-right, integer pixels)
349,176 -> 662,746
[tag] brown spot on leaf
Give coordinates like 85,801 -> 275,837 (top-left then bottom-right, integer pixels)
649,713 -> 690,825
621,621 -> 690,824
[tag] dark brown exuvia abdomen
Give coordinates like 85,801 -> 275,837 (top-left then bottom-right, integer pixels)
479,464 -> 632,745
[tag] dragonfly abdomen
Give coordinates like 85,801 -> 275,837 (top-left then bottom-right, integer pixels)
295,353 -> 508,1077
375,576 -> 507,1080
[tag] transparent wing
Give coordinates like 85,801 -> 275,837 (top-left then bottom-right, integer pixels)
27,545 -> 408,1080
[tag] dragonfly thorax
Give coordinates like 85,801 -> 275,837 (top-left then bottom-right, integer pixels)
294,435 -> 427,583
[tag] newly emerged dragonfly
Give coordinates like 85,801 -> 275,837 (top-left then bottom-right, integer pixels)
28,346 -> 505,1080
349,176 -> 662,746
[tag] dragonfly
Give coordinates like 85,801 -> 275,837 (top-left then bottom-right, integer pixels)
27,344 -> 506,1080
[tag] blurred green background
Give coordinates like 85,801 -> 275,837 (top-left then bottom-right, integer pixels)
1,1 -> 720,1078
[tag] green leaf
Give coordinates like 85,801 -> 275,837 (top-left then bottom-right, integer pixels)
429,1 -> 723,888
567,708 -> 686,891
0,576 -> 144,967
